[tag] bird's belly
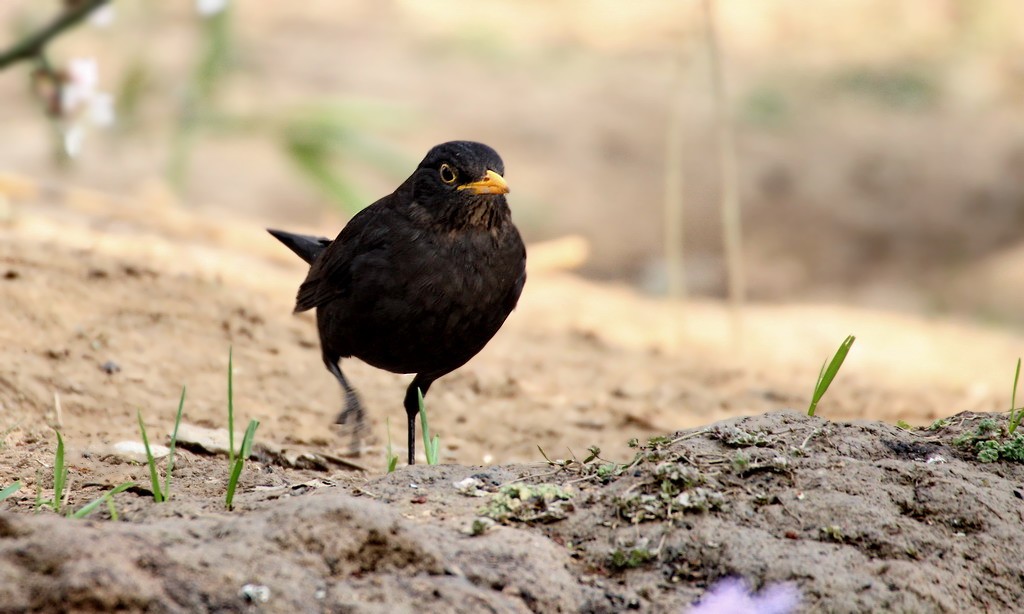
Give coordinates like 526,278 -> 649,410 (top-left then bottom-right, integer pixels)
318,260 -> 519,376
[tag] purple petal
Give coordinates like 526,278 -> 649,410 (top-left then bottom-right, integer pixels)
688,577 -> 800,614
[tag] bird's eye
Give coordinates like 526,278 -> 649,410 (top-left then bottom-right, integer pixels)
439,163 -> 457,184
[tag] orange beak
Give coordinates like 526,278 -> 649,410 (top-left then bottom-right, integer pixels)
458,169 -> 509,195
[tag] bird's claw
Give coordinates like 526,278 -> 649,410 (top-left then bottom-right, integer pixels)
335,391 -> 367,456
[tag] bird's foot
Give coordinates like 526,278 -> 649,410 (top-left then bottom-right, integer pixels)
335,390 -> 367,456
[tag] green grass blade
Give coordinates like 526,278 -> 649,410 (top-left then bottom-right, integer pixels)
52,430 -> 66,512
1008,359 -> 1023,434
225,419 -> 259,510
0,481 -> 20,502
239,419 -> 259,459
225,460 -> 244,510
1013,358 -> 1021,410
807,359 -> 828,417
385,418 -> 398,473
72,482 -> 134,519
162,386 -> 187,499
227,347 -> 235,465
137,410 -> 164,503
106,496 -> 119,521
807,335 -> 856,417
815,359 -> 827,392
417,389 -> 440,465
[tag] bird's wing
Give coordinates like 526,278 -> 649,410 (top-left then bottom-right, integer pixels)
293,204 -> 394,312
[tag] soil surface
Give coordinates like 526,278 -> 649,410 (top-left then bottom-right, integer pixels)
2,191 -> 1024,613
3,3 -> 1024,612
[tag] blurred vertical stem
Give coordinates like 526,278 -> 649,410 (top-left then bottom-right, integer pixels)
663,45 -> 687,302
703,0 -> 745,329
168,5 -> 234,191
32,52 -> 73,168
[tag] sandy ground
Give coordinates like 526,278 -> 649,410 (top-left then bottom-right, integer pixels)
1,187 -> 1024,612
3,2 -> 1024,611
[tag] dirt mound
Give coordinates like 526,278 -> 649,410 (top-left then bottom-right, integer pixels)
2,412 -> 1023,612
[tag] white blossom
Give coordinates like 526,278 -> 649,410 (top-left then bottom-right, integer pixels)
688,578 -> 800,614
196,0 -> 229,17
89,4 -> 116,28
58,58 -> 116,158
62,124 -> 86,159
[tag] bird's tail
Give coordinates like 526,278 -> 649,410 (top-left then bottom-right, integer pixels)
267,229 -> 332,265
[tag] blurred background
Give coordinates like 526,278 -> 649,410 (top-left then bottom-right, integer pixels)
3,0 -> 1024,324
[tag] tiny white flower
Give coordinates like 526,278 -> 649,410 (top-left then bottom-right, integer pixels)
58,57 -> 116,158
196,0 -> 229,17
62,124 -> 86,158
89,4 -> 116,28
89,92 -> 115,127
61,58 -> 99,113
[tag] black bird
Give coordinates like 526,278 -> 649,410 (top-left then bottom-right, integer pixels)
269,141 -> 526,464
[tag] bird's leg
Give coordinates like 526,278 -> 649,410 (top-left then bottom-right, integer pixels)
403,374 -> 435,465
324,357 -> 365,455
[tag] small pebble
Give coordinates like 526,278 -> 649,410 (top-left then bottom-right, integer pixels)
454,477 -> 486,497
111,441 -> 169,462
240,584 -> 271,603
100,360 -> 121,374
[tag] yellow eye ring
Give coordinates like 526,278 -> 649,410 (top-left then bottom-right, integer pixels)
439,163 -> 457,184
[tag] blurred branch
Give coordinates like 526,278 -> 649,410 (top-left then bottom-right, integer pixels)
704,0 -> 746,317
0,0 -> 111,70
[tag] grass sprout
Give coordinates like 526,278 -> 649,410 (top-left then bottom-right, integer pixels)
1008,358 -> 1022,434
33,431 -> 134,517
38,430 -> 70,513
71,482 -> 134,519
53,430 -> 68,512
224,347 -> 260,510
385,417 -> 399,474
0,481 -> 20,503
807,335 -> 856,417
137,386 -> 186,503
138,409 -> 164,501
163,386 -> 186,498
418,388 -> 440,465
225,419 -> 259,510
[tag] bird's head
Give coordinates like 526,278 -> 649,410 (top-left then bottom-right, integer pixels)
409,141 -> 510,225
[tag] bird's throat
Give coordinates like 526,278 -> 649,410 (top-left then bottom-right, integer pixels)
439,197 -> 511,232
